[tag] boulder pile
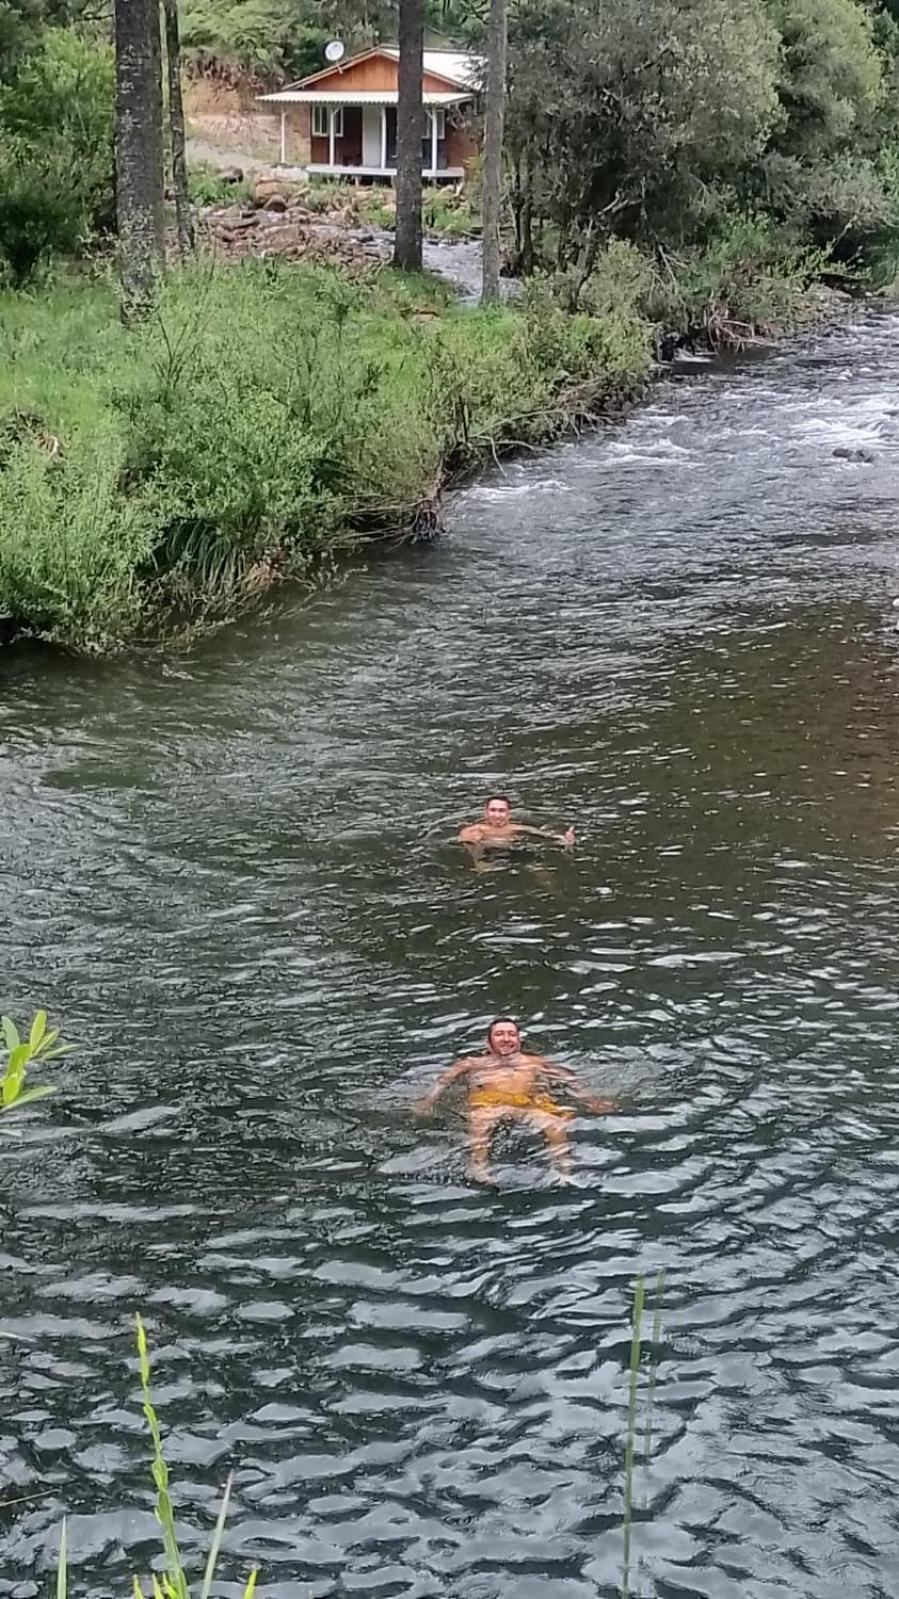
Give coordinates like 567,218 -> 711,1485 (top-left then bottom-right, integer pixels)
196,171 -> 394,271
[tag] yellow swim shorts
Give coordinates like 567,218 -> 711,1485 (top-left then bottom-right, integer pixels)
468,1089 -> 573,1118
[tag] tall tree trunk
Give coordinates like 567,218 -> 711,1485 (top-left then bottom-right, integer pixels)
480,0 -> 507,302
115,0 -> 165,320
520,141 -> 534,275
510,141 -> 534,276
163,0 -> 193,257
393,0 -> 423,272
566,218 -> 600,312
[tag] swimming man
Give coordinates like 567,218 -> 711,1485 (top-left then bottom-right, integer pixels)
415,1017 -> 614,1183
458,796 -> 575,852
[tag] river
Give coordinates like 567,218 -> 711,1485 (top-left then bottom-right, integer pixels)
2,311 -> 899,1599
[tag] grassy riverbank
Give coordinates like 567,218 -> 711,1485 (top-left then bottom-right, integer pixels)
0,231 -> 836,654
0,259 -> 653,652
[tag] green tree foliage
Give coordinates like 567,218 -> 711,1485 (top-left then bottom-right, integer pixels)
0,27 -> 113,283
756,0 -> 892,254
499,0 -> 899,276
0,0 -> 45,79
179,0 -> 475,80
0,0 -> 103,80
181,0 -> 330,79
769,0 -> 884,158
506,0 -> 781,258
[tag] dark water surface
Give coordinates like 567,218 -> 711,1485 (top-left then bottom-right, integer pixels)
3,314 -> 899,1599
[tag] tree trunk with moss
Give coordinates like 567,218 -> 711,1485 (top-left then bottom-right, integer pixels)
163,0 -> 193,257
115,0 -> 164,320
481,0 -> 507,301
393,0 -> 423,272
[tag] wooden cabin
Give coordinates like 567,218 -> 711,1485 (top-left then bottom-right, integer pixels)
258,47 -> 480,182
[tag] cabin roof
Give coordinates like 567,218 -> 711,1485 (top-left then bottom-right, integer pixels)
263,43 -> 480,99
258,88 -> 471,105
385,48 -> 480,87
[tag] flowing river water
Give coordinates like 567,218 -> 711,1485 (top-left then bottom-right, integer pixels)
3,311 -> 899,1599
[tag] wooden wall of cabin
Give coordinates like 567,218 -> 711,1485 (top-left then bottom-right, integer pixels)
284,98 -> 477,176
446,111 -> 478,174
300,53 -> 465,96
285,104 -> 311,163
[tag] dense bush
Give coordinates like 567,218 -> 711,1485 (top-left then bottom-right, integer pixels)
523,218 -> 833,347
0,436 -> 156,648
0,27 -> 113,284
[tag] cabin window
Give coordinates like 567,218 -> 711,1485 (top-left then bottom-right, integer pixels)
312,105 -> 343,138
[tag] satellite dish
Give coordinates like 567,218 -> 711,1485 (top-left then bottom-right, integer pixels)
324,39 -> 346,63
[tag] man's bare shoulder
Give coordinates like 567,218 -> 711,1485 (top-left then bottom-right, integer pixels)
523,1051 -> 557,1070
451,1052 -> 491,1071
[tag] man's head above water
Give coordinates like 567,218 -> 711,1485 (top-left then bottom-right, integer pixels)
484,795 -> 513,828
487,1017 -> 522,1056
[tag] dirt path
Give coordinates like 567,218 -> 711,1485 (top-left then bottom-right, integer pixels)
187,137 -> 308,178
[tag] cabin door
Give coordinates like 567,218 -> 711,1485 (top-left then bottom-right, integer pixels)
341,105 -> 363,167
385,108 -> 435,170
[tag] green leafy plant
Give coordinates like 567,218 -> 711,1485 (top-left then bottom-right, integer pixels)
0,1010 -> 68,1114
422,187 -> 479,240
188,163 -> 251,208
55,1317 -> 258,1599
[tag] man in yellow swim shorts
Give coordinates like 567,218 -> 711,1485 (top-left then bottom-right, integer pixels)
414,1018 -> 615,1183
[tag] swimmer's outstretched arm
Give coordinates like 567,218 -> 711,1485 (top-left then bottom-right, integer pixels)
538,1059 -> 616,1113
414,1057 -> 478,1117
457,824 -> 486,845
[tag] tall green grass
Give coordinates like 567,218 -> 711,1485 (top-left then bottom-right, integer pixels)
642,1269 -> 665,1466
55,1318 -> 258,1599
621,1274 -> 645,1599
621,1269 -> 666,1599
0,260 -> 652,652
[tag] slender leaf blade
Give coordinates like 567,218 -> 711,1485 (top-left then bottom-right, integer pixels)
199,1473 -> 233,1599
621,1273 -> 645,1599
643,1269 -> 666,1466
8,1084 -> 56,1107
56,1518 -> 67,1599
